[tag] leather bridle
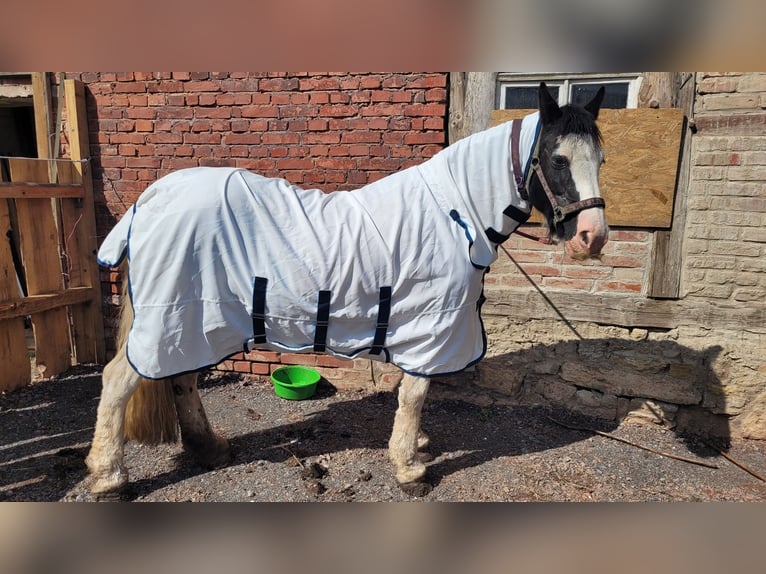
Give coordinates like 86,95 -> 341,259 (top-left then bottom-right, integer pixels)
529,158 -> 606,225
511,119 -> 605,229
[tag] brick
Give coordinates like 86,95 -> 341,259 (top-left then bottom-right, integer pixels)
341,131 -> 381,144
260,78 -> 300,91
241,105 -> 279,118
250,362 -> 271,375
233,361 -> 251,373
224,133 -> 262,145
404,103 -> 446,116
541,277 -> 593,291
261,132 -> 300,145
185,80 -> 221,92
403,132 -> 444,145
599,255 -> 645,268
595,281 -> 642,293
308,119 -> 328,131
316,355 -> 352,368
125,107 -> 156,119
280,353 -> 317,366
319,104 -> 357,117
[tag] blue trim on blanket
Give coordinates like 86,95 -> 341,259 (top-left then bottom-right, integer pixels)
96,204 -> 137,268
449,209 -> 487,271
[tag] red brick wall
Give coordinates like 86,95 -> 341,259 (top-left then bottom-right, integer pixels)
68,72 -> 447,383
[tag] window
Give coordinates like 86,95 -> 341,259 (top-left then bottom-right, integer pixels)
496,73 -> 642,110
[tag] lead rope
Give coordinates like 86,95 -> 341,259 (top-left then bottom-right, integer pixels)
499,242 -> 584,340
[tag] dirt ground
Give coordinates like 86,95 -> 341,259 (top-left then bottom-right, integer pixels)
2,365 -> 766,502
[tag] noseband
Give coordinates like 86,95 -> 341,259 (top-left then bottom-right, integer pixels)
511,119 -> 605,228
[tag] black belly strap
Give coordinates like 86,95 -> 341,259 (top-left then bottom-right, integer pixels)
313,290 -> 332,352
251,276 -> 268,345
370,286 -> 392,355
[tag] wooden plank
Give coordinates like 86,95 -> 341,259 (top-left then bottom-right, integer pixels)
63,79 -> 105,363
648,73 -> 696,299
31,73 -> 51,160
0,287 -> 94,321
0,182 -> 85,199
484,287 -> 766,333
491,108 -> 685,229
10,158 -> 72,378
0,176 -> 31,391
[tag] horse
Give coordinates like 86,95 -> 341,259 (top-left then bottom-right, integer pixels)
86,82 -> 608,496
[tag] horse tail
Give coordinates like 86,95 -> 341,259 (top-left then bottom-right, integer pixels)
120,267 -> 180,444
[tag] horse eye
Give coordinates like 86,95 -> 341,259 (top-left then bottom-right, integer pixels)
552,155 -> 569,170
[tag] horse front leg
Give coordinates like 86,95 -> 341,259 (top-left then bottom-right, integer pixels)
86,347 -> 142,495
388,372 -> 431,486
171,373 -> 231,468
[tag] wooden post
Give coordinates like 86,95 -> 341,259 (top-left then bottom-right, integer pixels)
63,78 -> 105,363
448,73 -> 496,144
646,73 -> 696,299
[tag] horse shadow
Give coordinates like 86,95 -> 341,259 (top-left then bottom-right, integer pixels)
129,336 -> 727,498
0,337 -> 728,500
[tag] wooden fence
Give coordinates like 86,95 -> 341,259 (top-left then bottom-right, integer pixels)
0,78 -> 104,391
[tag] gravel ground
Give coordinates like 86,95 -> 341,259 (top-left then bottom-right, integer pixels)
2,365 -> 766,502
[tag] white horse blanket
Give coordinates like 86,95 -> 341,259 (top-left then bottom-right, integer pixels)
98,114 -> 540,379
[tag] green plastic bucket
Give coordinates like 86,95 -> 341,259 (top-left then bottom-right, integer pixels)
271,365 -> 321,400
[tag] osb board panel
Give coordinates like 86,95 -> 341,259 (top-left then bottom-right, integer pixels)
9,158 -> 72,378
491,108 -> 685,228
0,193 -> 31,391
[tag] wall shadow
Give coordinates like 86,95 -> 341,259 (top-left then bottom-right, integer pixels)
0,366 -> 100,501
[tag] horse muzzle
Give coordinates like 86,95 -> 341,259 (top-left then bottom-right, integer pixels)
565,208 -> 609,260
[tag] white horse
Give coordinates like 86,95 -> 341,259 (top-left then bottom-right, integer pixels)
86,83 -> 608,496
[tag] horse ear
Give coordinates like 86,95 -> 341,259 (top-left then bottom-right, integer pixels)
538,82 -> 562,124
584,86 -> 605,119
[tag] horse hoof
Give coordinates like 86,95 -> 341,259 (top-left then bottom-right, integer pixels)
87,464 -> 129,497
400,481 -> 433,497
187,435 -> 233,468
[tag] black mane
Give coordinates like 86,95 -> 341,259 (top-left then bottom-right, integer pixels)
557,105 -> 603,147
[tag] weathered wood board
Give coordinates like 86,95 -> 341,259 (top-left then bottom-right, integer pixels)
0,192 -> 31,391
63,78 -> 105,364
491,108 -> 685,228
9,159 -> 72,378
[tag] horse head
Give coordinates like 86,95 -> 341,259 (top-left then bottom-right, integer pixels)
530,82 -> 609,260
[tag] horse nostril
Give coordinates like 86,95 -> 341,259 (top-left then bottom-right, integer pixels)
580,230 -> 591,246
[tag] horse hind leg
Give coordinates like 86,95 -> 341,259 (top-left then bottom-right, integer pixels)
388,373 -> 431,489
86,347 -> 142,495
171,373 -> 231,468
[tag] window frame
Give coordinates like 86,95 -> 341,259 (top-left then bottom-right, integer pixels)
496,72 -> 643,110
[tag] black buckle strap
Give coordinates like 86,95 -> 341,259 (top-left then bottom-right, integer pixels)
251,276 -> 268,345
370,286 -> 392,356
313,290 -> 332,353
